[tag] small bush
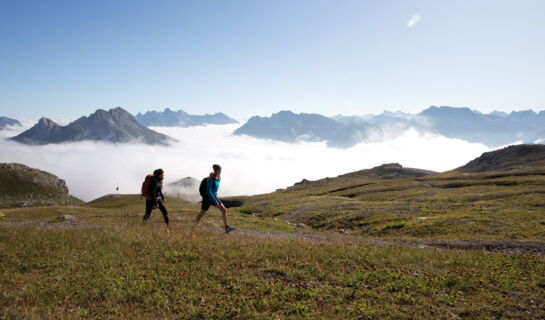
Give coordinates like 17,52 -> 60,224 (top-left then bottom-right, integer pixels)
239,206 -> 263,215
383,221 -> 406,230
0,212 -> 4,223
273,210 -> 285,217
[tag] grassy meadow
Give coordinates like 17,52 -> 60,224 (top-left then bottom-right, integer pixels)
1,164 -> 545,319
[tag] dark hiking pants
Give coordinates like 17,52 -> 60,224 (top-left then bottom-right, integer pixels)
143,199 -> 169,224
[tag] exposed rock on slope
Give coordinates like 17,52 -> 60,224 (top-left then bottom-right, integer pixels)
338,163 -> 437,180
0,163 -> 83,208
457,144 -> 545,173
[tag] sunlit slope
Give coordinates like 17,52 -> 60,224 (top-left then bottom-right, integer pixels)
223,150 -> 545,240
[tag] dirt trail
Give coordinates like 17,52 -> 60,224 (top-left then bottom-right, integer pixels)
2,221 -> 102,229
413,181 -> 443,200
4,219 -> 545,256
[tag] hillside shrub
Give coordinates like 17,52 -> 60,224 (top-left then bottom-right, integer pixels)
273,210 -> 285,217
239,206 -> 263,214
384,221 -> 406,230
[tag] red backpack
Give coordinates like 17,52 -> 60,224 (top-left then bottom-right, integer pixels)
141,174 -> 155,200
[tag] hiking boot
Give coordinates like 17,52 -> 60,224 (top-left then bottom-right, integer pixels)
224,225 -> 235,234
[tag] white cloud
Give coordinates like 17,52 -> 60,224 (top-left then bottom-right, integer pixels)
0,123 -> 493,202
407,14 -> 421,28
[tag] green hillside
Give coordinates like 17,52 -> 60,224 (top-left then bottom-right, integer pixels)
0,163 -> 83,208
222,163 -> 545,241
76,148 -> 545,243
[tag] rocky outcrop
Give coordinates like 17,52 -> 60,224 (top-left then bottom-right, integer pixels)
0,163 -> 83,208
339,163 -> 437,180
457,144 -> 545,173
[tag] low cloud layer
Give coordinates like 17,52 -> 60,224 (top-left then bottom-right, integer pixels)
1,123 -> 491,202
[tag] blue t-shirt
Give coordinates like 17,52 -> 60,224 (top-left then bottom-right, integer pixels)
206,177 -> 220,205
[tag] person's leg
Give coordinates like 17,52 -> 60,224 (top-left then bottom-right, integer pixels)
195,210 -> 207,225
157,199 -> 169,225
195,198 -> 211,225
215,203 -> 228,226
215,202 -> 235,233
143,200 -> 153,222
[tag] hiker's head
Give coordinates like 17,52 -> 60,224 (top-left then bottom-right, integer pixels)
153,168 -> 164,180
211,164 -> 222,179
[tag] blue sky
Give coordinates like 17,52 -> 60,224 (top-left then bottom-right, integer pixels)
1,0 -> 544,119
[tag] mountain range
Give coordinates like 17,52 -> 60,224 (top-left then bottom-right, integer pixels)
10,107 -> 173,145
417,106 -> 545,146
0,116 -> 21,130
135,108 -> 238,127
6,105 -> 545,147
235,106 -> 545,148
233,110 -> 369,148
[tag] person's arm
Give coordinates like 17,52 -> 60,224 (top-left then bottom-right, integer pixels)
159,184 -> 165,201
206,178 -> 219,205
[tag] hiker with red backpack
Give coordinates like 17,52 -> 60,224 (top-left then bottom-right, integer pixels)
195,164 -> 235,233
142,168 -> 169,225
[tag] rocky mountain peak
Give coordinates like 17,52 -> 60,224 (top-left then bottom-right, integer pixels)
11,107 -> 172,145
37,117 -> 59,128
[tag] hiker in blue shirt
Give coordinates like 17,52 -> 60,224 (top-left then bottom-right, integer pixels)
195,164 -> 235,233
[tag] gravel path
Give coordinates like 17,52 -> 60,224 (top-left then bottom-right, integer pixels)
4,219 -> 544,255
2,220 -> 102,229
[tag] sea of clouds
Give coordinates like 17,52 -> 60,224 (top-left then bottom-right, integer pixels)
0,122 -> 493,202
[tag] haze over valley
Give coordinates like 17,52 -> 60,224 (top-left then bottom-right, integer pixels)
0,109 -> 496,201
